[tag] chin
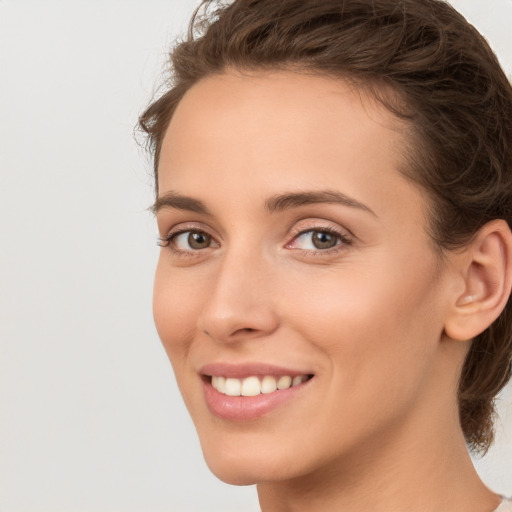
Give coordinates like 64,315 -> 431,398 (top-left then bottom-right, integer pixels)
205,461 -> 260,486
198,430 -> 316,486
200,441 -> 271,485
204,457 -> 298,486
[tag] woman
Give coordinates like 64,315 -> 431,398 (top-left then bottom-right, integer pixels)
139,0 -> 512,510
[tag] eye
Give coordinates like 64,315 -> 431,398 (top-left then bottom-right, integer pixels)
158,229 -> 218,252
175,231 -> 212,250
287,228 -> 351,252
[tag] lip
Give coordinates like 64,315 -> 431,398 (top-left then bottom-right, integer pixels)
199,362 -> 314,421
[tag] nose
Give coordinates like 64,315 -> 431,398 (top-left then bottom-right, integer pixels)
197,250 -> 279,344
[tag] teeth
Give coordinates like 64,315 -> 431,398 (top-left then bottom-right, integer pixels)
224,378 -> 241,396
261,375 -> 277,394
241,376 -> 261,396
277,375 -> 292,390
292,375 -> 304,386
211,374 -> 309,396
211,376 -> 226,393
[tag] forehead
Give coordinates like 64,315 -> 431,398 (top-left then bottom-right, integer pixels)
163,70 -> 408,155
158,70 -> 423,220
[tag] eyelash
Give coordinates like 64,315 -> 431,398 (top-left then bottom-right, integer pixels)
157,224 -> 352,257
157,225 -> 215,258
287,225 -> 352,256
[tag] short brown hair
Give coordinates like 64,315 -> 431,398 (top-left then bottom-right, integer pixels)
139,0 -> 512,454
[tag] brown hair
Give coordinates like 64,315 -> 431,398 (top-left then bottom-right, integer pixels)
139,0 -> 512,454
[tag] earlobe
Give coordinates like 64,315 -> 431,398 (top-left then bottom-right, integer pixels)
444,220 -> 512,342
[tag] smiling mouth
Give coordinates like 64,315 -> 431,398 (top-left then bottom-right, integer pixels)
207,374 -> 314,397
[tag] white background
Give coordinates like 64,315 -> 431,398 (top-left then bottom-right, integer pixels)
1,1 -> 511,511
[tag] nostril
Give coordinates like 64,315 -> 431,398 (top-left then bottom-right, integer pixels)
235,327 -> 256,335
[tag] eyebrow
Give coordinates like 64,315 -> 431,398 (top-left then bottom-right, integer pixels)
151,191 -> 211,215
151,189 -> 376,217
265,190 -> 377,216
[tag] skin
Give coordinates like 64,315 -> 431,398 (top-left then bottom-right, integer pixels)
153,71 -> 501,512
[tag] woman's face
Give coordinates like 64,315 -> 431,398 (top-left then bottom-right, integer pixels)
153,71 -> 457,485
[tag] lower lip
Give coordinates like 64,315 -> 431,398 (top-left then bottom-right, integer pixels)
203,378 -> 312,421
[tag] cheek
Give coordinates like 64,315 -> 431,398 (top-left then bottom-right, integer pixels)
283,256 -> 444,400
152,259 -> 199,370
270,266 -> 445,462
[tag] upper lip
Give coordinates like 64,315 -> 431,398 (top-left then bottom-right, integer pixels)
199,362 -> 313,378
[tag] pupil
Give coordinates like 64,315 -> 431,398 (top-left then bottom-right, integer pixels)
188,232 -> 210,249
312,231 -> 336,249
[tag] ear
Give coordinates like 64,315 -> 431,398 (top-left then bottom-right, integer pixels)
444,219 -> 512,342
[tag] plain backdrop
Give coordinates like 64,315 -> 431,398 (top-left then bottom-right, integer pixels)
1,1 -> 511,511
